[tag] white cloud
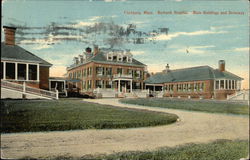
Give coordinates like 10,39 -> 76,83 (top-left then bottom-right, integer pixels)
132,51 -> 145,55
89,16 -> 103,21
31,44 -> 52,50
233,47 -> 249,52
71,21 -> 95,28
150,30 -> 227,41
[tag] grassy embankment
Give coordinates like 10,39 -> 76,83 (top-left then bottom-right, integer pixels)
120,98 -> 249,115
1,99 -> 178,133
32,139 -> 248,160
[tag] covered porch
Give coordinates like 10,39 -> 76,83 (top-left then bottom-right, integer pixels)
113,74 -> 133,93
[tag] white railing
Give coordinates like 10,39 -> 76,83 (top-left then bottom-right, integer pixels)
1,80 -> 58,99
227,89 -> 249,101
113,74 -> 133,79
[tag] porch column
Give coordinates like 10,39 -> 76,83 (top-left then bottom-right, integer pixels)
118,79 -> 120,93
26,64 -> 29,80
15,62 -> 18,80
64,80 -> 66,90
219,80 -> 221,90
49,80 -> 51,91
230,80 -> 233,90
214,80 -> 216,90
37,64 -> 40,81
234,80 -> 236,90
227,80 -> 229,90
3,61 -> 6,80
153,85 -> 155,91
125,82 -> 127,93
130,80 -> 132,93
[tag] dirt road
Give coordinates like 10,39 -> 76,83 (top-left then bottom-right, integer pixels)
1,98 -> 249,159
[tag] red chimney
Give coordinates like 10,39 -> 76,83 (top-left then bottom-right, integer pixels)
3,26 -> 17,45
93,45 -> 99,56
218,60 -> 225,72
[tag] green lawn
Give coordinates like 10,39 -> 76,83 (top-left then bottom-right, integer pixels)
98,139 -> 249,160
1,99 -> 178,133
28,139 -> 248,160
120,98 -> 249,115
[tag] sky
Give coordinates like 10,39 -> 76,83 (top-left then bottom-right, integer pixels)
2,0 -> 249,89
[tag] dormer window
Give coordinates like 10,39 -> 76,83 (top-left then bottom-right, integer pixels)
113,55 -> 117,61
128,57 -> 132,63
123,56 -> 127,62
107,52 -> 113,61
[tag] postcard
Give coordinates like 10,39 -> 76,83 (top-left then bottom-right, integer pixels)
1,0 -> 249,159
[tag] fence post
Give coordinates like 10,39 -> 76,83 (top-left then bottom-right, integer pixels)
23,81 -> 26,93
56,90 -> 59,100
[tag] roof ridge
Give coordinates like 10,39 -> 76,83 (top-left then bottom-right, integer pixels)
169,65 -> 212,72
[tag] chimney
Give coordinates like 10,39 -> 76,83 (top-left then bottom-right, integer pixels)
93,45 -> 99,56
85,47 -> 92,54
163,64 -> 170,73
3,26 -> 17,45
166,64 -> 170,72
218,60 -> 225,72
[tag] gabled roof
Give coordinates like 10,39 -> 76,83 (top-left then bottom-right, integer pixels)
68,49 -> 145,70
145,66 -> 243,84
1,42 -> 52,66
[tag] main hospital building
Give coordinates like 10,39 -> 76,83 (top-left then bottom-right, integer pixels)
66,45 -> 243,100
1,26 -> 244,100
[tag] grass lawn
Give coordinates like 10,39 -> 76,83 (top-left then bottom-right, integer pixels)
97,139 -> 249,160
120,98 -> 249,115
32,139 -> 248,160
1,99 -> 178,133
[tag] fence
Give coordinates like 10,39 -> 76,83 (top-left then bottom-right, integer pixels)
1,80 -> 58,99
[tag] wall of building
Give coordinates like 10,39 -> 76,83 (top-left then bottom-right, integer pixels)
39,66 -> 50,90
163,80 -> 214,99
67,62 -> 145,93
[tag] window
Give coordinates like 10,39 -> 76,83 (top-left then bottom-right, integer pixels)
83,68 -> 86,77
6,63 -> 15,79
229,80 -> 231,89
29,64 -> 37,80
113,56 -> 117,61
232,80 -> 235,89
18,64 -> 26,80
200,83 -> 204,91
82,80 -> 86,90
215,80 -> 219,89
123,56 -> 127,62
220,80 -> 224,89
134,70 -> 141,79
225,80 -> 228,89
1,62 -> 3,79
96,67 -> 104,76
96,80 -> 103,88
117,68 -> 123,74
87,80 -> 92,89
106,80 -> 112,88
106,68 -> 112,76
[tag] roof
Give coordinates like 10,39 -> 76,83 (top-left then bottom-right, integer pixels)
1,42 -> 52,66
145,66 -> 243,84
67,49 -> 146,70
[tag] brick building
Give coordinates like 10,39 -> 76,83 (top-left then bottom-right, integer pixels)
145,60 -> 243,99
1,26 -> 52,90
66,46 -> 147,96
